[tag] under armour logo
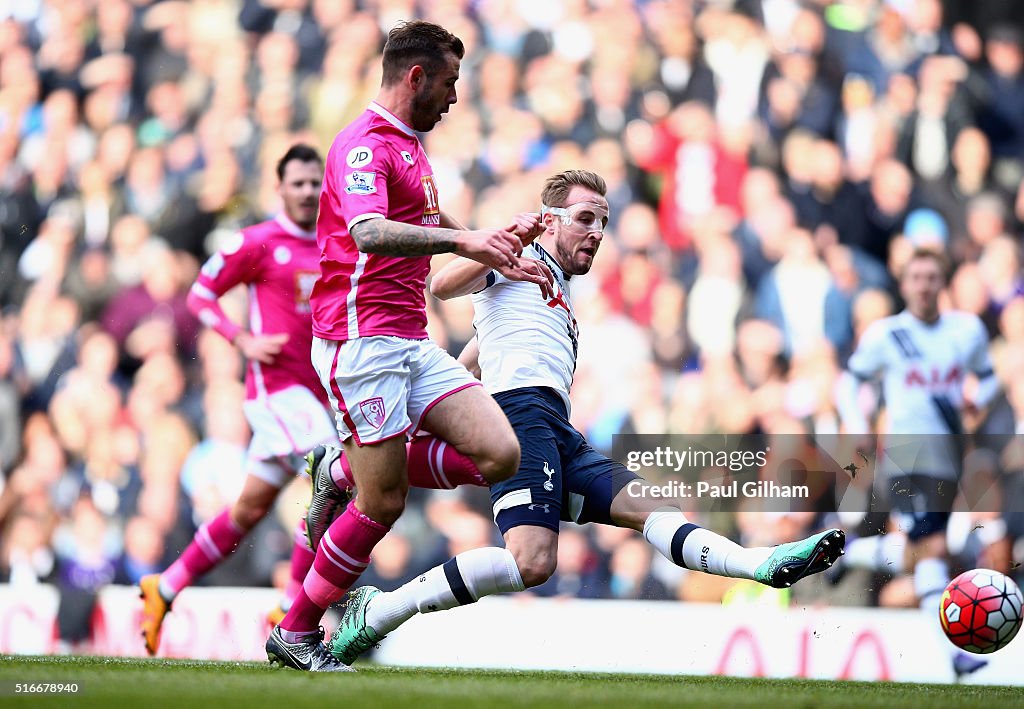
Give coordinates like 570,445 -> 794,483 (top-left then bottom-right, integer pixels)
543,462 -> 555,492
427,604 -> 438,612
419,575 -> 427,582
528,503 -> 550,513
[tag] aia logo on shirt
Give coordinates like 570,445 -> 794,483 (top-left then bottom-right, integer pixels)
904,365 -> 962,389
295,270 -> 318,313
359,397 -> 386,429
421,175 -> 440,225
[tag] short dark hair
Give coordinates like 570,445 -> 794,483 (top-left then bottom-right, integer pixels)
902,247 -> 951,283
381,21 -> 465,86
541,170 -> 608,208
276,144 -> 322,181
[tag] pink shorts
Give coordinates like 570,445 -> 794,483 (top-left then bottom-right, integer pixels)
311,336 -> 480,445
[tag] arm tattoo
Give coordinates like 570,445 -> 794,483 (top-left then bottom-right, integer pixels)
352,219 -> 458,257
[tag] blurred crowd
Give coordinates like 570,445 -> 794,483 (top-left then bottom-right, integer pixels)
1,0 -> 1024,641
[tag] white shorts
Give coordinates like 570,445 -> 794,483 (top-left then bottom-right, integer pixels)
242,384 -> 339,487
312,335 -> 480,446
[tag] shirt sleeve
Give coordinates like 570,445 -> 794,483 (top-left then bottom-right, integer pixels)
331,137 -> 392,228
846,320 -> 888,381
475,270 -> 504,292
965,315 -> 994,377
186,231 -> 262,342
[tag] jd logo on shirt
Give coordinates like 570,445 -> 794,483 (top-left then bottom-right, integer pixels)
347,146 -> 373,168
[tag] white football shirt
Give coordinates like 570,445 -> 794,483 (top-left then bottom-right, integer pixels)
844,309 -> 994,478
471,243 -> 578,414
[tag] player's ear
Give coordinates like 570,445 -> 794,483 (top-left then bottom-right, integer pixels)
409,64 -> 426,88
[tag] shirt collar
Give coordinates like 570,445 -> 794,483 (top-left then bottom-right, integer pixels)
275,213 -> 317,240
534,242 -> 571,283
368,101 -> 416,137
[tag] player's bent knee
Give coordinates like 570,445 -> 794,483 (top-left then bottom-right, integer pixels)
477,436 -> 520,485
516,556 -> 556,588
510,547 -> 556,588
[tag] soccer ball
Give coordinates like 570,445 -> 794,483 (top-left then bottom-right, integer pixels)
939,568 -> 1023,654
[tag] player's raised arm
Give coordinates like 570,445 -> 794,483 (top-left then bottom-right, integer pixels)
430,257 -> 493,300
431,253 -> 554,300
350,217 -> 530,269
186,235 -> 289,365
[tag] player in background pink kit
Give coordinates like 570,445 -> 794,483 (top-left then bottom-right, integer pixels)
265,21 -> 553,672
138,145 -> 343,656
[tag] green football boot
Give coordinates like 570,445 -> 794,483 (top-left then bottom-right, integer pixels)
754,528 -> 846,588
329,586 -> 385,666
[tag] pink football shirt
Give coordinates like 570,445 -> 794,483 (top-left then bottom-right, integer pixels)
187,214 -> 327,404
310,102 -> 442,342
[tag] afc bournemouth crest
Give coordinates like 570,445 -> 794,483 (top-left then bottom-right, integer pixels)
359,397 -> 386,430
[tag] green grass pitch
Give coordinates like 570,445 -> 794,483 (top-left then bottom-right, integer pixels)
1,656 -> 1023,708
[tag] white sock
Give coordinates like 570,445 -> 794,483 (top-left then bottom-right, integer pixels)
844,533 -> 906,573
365,547 -> 524,636
915,557 -> 949,612
914,557 -> 959,658
643,507 -> 770,580
157,577 -> 177,602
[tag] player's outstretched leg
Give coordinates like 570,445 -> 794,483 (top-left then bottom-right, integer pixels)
266,626 -> 354,672
641,506 -> 845,588
305,439 -> 490,549
329,546 -> 525,665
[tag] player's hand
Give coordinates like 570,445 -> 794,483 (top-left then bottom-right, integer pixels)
506,212 -> 544,246
962,399 -> 983,433
495,257 -> 555,300
235,332 -> 288,364
455,228 -> 523,270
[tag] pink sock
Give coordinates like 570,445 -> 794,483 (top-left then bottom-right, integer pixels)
160,509 -> 245,598
285,521 -> 315,607
279,502 -> 389,634
330,438 -> 486,490
329,454 -> 355,489
406,435 -> 487,489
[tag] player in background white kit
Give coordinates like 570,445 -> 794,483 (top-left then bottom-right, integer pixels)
834,248 -> 1001,677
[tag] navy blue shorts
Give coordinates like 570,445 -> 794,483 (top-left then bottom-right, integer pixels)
888,473 -> 956,541
489,387 -> 640,535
